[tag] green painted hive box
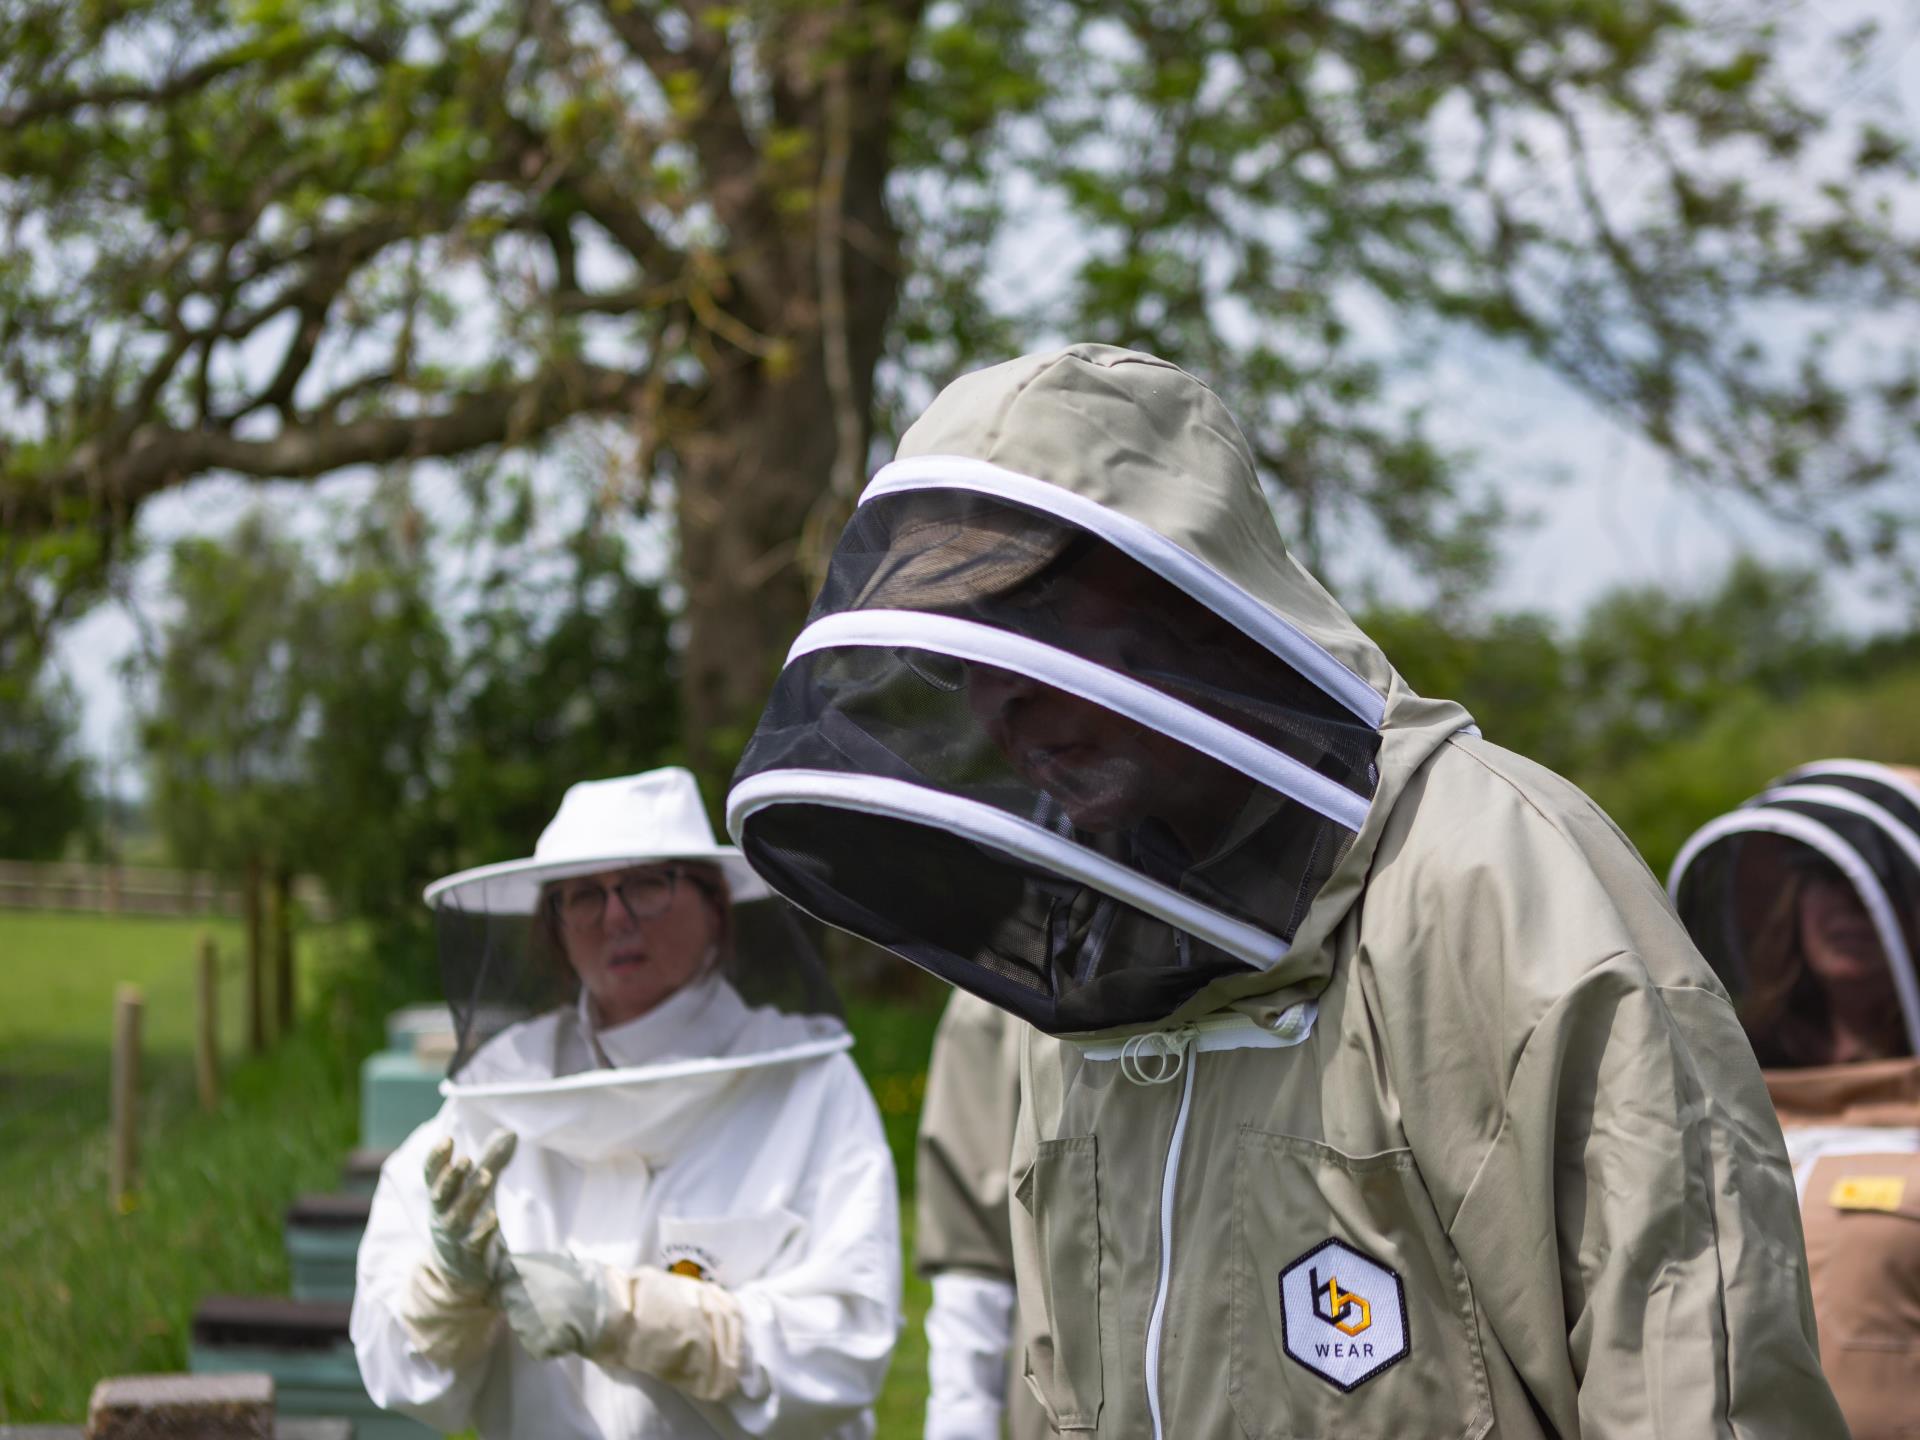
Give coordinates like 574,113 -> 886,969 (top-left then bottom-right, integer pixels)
285,1194 -> 372,1304
358,1050 -> 445,1152
189,1297 -> 434,1440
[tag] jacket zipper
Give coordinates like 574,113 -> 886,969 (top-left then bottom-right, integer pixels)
1108,1008 -> 1317,1438
1143,1042 -> 1198,1440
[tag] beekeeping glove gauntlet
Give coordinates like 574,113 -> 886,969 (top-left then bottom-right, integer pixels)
498,1251 -> 746,1401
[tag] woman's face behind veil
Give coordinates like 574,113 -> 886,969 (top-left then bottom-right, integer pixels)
1799,867 -> 1894,989
552,864 -> 724,1027
1736,841 -> 1909,1067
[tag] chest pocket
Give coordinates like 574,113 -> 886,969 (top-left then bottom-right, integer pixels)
655,1206 -> 806,1287
1233,1129 -> 1492,1440
1014,1135 -> 1105,1432
1803,1151 -> 1920,1440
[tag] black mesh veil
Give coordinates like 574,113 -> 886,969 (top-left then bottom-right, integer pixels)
431,866 -> 843,1079
1671,775 -> 1920,1068
730,485 -> 1382,1036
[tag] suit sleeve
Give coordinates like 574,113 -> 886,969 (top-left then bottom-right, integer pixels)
915,992 -> 1030,1436
720,1056 -> 903,1438
916,991 -> 1024,1280
1443,960 -> 1849,1438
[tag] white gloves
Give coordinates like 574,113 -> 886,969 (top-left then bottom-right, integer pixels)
395,1129 -> 517,1366
497,1251 -> 747,1402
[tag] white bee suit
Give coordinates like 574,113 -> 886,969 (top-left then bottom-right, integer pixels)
351,972 -> 902,1439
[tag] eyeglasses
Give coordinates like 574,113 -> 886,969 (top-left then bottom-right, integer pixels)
551,867 -> 683,932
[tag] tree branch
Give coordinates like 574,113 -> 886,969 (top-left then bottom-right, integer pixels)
4,362 -> 690,531
588,0 -> 785,309
0,29 -> 397,128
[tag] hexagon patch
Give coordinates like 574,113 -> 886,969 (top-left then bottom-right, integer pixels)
1278,1238 -> 1409,1392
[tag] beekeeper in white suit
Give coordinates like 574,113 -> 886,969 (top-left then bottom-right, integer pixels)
351,766 -> 901,1438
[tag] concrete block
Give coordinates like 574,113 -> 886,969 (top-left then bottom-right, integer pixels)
86,1373 -> 273,1439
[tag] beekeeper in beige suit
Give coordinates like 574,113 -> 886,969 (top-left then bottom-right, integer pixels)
916,989 -> 1050,1439
728,344 -> 1847,1438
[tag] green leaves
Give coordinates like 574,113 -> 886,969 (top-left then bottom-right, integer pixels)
893,0 -> 1920,596
4,0 -> 1918,801
130,479 -> 681,939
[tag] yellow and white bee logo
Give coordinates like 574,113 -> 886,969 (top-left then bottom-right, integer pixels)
1280,1239 -> 1407,1392
661,1242 -> 720,1284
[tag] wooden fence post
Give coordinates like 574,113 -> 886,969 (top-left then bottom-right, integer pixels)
197,935 -> 220,1111
272,869 -> 294,1037
245,858 -> 265,1055
110,984 -> 144,1211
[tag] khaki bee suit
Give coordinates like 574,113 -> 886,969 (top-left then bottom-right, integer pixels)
1769,1058 -> 1920,1440
881,347 -> 1849,1438
917,988 -> 1053,1439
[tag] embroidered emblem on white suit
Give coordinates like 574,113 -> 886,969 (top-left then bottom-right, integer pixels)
1279,1238 -> 1409,1391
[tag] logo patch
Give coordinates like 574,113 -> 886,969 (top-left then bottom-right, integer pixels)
1279,1238 -> 1409,1392
660,1242 -> 719,1283
1830,1175 -> 1906,1212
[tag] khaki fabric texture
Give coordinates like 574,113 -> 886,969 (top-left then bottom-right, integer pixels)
892,346 -> 1848,1437
917,988 -> 1052,1440
1773,1060 -> 1920,1440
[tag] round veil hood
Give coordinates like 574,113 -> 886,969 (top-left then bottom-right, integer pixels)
1669,760 -> 1920,1064
441,972 -> 849,1164
727,346 -> 1471,1039
425,768 -> 844,1159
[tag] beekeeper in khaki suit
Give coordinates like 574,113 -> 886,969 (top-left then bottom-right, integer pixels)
916,989 -> 1050,1439
728,344 -> 1847,1438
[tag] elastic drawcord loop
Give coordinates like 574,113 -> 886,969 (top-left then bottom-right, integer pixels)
1119,1026 -> 1197,1086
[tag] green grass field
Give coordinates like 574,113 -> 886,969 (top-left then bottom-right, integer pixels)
0,911 -> 364,1422
0,911 -> 328,1197
0,911 -> 944,1431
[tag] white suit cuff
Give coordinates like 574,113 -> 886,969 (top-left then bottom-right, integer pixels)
926,1272 -> 1015,1434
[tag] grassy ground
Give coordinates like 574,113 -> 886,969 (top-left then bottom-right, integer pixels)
0,911 -> 321,1198
0,911 -> 946,1431
0,911 -> 365,1423
844,997 -> 943,1436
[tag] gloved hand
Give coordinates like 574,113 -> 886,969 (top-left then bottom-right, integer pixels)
425,1128 -> 517,1294
497,1251 -> 747,1402
495,1250 -> 616,1361
394,1128 -> 518,1367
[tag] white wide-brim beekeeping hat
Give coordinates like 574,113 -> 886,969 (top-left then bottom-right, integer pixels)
425,766 -> 769,915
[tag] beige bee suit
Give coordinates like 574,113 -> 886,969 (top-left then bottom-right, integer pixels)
884,346 -> 1849,1438
1769,1058 -> 1920,1440
916,989 -> 1052,1439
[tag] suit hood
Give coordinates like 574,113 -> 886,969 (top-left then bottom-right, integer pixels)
730,344 -> 1473,1038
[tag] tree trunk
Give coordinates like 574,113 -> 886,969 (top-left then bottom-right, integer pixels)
676,361 -> 842,802
674,59 -> 903,808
